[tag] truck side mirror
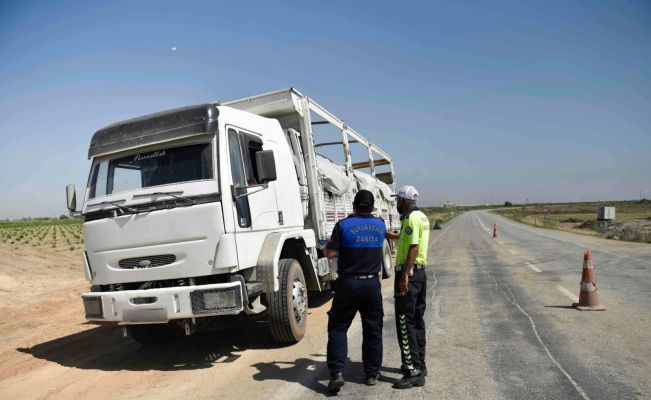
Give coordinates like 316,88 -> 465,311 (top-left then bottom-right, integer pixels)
256,150 -> 277,183
66,183 -> 77,212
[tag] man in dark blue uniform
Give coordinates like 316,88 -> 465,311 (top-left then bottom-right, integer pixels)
323,190 -> 386,394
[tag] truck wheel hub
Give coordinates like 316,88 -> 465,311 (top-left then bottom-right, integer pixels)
292,278 -> 307,325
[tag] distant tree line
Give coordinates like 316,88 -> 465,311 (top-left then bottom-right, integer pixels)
5,215 -> 82,222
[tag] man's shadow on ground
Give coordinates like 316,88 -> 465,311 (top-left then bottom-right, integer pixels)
251,354 -> 403,397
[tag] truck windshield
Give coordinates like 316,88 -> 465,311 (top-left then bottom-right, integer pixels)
88,142 -> 214,199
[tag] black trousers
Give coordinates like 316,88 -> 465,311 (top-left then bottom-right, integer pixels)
327,277 -> 383,375
394,268 -> 427,374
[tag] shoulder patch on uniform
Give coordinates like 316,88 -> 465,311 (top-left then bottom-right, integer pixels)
405,227 -> 413,235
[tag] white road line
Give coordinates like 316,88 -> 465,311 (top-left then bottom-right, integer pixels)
556,285 -> 579,303
475,214 -> 492,235
507,248 -> 517,255
526,262 -> 542,273
475,214 -> 487,230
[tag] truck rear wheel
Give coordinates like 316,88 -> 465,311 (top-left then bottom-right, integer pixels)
382,239 -> 394,279
267,258 -> 307,343
127,323 -> 174,345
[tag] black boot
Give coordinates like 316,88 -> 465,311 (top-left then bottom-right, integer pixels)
393,371 -> 425,389
328,372 -> 345,394
365,372 -> 380,386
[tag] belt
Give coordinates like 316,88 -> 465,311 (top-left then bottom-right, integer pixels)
338,274 -> 379,280
395,264 -> 425,272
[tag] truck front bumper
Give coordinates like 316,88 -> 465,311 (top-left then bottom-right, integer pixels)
81,281 -> 244,324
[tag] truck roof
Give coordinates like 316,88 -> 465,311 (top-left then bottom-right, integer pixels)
88,104 -> 219,158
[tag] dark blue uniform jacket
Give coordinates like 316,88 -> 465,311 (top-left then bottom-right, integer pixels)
326,214 -> 387,275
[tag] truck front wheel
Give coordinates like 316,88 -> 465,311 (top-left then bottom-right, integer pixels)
126,323 -> 174,345
267,258 -> 307,343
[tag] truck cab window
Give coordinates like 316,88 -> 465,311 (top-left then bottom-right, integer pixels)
111,163 -> 142,194
228,129 -> 246,187
89,161 -> 109,198
228,128 -> 252,227
241,134 -> 263,185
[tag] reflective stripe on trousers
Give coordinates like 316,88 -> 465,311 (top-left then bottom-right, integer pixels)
394,268 -> 427,372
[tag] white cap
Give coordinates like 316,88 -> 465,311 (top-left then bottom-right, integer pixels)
396,185 -> 419,201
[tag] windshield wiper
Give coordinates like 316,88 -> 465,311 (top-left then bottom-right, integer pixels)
133,191 -> 197,205
101,200 -> 138,214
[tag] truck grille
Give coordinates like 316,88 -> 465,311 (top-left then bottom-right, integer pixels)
118,254 -> 176,269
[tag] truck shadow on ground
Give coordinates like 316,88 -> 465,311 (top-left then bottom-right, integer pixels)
16,319 -> 283,371
17,317 -> 285,371
251,354 -> 402,397
16,292 -> 332,373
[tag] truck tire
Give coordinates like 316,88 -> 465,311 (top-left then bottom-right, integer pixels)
127,324 -> 174,345
382,239 -> 394,279
267,258 -> 307,343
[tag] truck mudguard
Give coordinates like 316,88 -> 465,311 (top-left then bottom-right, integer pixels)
257,230 -> 317,292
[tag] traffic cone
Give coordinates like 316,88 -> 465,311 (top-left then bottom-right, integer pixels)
493,224 -> 498,239
572,250 -> 606,311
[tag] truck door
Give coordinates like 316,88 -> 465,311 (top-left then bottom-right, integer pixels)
227,127 -> 279,268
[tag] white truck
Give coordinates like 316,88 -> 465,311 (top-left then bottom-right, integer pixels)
66,88 -> 399,344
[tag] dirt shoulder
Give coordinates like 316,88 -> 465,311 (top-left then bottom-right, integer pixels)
0,240 -> 350,400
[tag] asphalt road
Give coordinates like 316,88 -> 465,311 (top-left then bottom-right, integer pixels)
4,210 -> 649,399
274,210 -> 651,400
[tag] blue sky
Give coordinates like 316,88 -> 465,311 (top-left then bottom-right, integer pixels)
1,0 -> 650,218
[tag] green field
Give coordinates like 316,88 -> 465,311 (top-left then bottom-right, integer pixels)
0,219 -> 84,252
493,200 -> 651,243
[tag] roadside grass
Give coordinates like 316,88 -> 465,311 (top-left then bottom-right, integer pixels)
421,207 -> 460,227
0,219 -> 84,252
494,200 -> 651,243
